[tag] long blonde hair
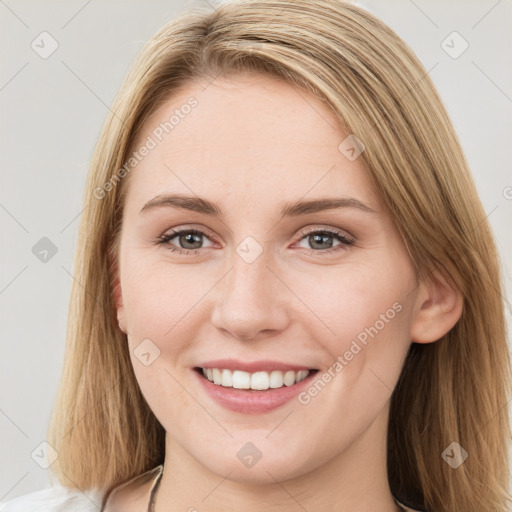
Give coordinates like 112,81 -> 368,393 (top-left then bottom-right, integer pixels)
48,1 -> 512,510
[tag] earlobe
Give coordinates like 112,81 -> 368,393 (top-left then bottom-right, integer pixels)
113,276 -> 127,334
110,254 -> 127,334
411,270 -> 463,344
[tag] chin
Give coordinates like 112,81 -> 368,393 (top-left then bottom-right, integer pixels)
195,446 -> 319,486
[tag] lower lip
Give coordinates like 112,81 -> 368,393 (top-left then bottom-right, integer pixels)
193,368 -> 318,414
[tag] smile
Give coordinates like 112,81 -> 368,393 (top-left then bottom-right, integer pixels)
193,366 -> 319,414
198,367 -> 313,390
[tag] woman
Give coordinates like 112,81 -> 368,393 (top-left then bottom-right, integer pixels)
2,1 -> 510,511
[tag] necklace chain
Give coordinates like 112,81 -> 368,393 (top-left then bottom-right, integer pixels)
147,468 -> 407,512
148,467 -> 163,512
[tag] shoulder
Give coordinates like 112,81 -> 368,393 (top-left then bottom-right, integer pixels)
0,485 -> 104,512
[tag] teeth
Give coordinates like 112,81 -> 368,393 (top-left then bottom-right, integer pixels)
212,368 -> 222,385
200,368 -> 311,390
221,369 -> 232,387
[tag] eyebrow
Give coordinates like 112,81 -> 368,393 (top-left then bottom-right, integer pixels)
139,194 -> 376,217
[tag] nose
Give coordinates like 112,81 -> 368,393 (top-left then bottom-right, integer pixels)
210,248 -> 290,341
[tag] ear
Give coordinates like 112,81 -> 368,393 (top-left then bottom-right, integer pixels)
110,251 -> 127,335
411,269 -> 463,343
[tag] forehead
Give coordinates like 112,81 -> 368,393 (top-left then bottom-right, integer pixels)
125,72 -> 378,211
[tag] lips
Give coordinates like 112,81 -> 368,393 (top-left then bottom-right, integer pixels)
192,359 -> 319,414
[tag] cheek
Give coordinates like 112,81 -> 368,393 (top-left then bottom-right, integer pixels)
288,267 -> 414,440
120,254 -> 210,340
294,261 -> 413,345
119,257 -> 213,417
119,258 -> 198,424
293,260 -> 415,407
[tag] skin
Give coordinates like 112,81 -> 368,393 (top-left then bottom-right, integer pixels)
110,71 -> 463,511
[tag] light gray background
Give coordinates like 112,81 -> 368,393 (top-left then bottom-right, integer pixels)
1,0 -> 511,501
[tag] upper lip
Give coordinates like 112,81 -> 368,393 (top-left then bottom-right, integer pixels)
195,358 -> 316,373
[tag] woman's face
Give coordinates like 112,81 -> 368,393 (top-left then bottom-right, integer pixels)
114,72 -> 423,484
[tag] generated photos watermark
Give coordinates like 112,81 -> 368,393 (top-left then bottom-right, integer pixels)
94,96 -> 198,200
298,301 -> 403,405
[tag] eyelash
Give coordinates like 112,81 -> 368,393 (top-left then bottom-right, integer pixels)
155,226 -> 355,256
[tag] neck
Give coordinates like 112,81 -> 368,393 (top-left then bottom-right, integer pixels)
154,404 -> 401,511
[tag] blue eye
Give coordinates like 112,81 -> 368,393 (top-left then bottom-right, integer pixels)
156,227 -> 354,255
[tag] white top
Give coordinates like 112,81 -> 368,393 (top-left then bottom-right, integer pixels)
0,465 -> 163,512
0,486 -> 104,511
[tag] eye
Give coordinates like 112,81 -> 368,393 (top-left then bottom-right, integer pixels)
156,228 -> 214,255
295,227 -> 354,253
